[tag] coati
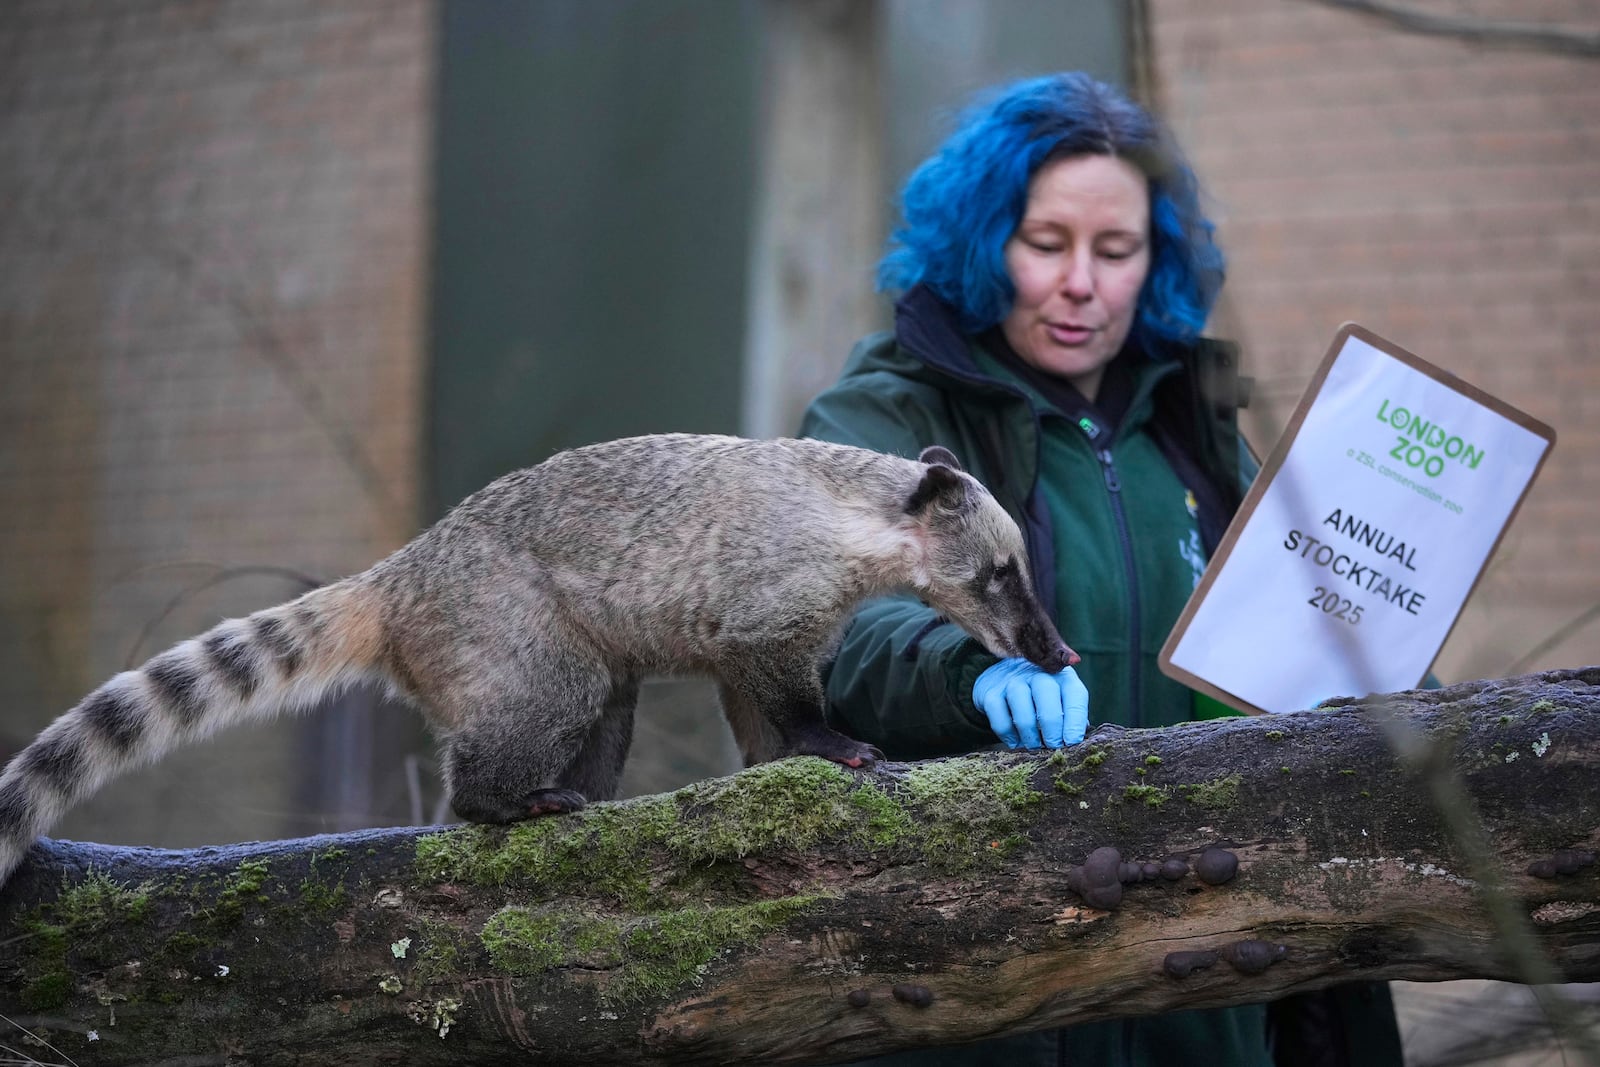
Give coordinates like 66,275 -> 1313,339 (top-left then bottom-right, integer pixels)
0,434 -> 1075,884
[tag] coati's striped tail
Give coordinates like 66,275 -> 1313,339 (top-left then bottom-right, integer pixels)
0,579 -> 388,885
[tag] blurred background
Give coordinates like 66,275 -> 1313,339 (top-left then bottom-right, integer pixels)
1,1 -> 1595,1060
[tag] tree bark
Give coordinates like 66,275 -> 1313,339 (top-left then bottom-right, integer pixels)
3,668 -> 1599,1065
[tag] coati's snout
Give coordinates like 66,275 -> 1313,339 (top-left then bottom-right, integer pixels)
1015,609 -> 1078,674
972,568 -> 1077,673
944,575 -> 1078,674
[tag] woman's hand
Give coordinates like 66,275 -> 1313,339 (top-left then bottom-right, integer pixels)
972,659 -> 1090,749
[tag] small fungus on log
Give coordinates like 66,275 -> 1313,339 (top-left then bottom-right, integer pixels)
1068,846 -> 1126,910
892,983 -> 934,1008
1222,940 -> 1289,975
1195,847 -> 1239,886
1528,849 -> 1596,879
1163,950 -> 1221,979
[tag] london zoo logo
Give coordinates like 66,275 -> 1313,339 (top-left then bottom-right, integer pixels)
1375,399 -> 1485,479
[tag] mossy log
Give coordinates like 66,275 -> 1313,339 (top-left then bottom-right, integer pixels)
2,667 -> 1599,1065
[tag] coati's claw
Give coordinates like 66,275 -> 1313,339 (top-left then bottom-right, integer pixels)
787,724 -> 884,769
524,788 -> 587,816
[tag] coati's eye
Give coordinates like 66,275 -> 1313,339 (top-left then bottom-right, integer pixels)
992,559 -> 1018,582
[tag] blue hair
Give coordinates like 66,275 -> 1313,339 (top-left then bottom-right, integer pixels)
879,72 -> 1225,350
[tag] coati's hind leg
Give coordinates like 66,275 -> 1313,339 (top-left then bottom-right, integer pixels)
442,702 -> 589,823
441,671 -> 629,824
554,678 -> 638,802
716,649 -> 883,769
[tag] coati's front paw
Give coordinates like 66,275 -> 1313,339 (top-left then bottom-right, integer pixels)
452,787 -> 587,825
524,783 -> 588,819
523,788 -> 587,816
788,725 -> 885,769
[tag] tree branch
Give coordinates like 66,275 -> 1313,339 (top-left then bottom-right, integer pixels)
1302,0 -> 1600,59
3,668 -> 1599,1064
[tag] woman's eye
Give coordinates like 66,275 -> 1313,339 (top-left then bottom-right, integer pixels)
1098,241 -> 1144,261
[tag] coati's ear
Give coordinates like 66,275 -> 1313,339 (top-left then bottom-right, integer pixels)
905,462 -> 967,516
918,445 -> 963,471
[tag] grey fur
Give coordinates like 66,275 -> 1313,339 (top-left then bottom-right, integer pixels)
0,434 -> 1072,883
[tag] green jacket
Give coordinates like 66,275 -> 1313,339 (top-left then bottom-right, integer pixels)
799,287 -> 1401,1067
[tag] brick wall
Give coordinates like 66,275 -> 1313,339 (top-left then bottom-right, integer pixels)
0,0 -> 435,845
1147,0 -> 1600,681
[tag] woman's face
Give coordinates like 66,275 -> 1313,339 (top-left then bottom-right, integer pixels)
1001,153 -> 1151,402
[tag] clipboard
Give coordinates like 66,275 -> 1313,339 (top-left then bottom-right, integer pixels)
1159,324 -> 1556,715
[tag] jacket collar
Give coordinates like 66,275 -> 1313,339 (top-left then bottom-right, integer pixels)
895,284 -> 1185,441
892,285 -> 1004,386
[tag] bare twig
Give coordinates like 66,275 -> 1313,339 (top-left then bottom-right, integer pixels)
1302,0 -> 1600,58
1504,601 -> 1600,678
121,564 -> 323,668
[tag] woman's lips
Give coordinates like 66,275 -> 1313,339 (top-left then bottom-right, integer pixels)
1046,322 -> 1097,346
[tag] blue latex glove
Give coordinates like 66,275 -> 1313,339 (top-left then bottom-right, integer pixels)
972,658 -> 1090,749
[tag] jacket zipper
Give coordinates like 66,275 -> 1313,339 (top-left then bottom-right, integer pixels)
1089,435 -> 1143,729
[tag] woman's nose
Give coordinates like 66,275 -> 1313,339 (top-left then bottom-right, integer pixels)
1060,252 -> 1094,302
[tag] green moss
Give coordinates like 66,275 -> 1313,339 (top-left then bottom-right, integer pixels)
1050,745 -> 1109,796
1144,755 -> 1163,767
421,753 -> 1049,897
1530,699 -> 1557,714
846,781 -> 916,847
213,858 -> 273,924
481,906 -> 620,974
610,896 -> 820,1002
1265,730 -> 1285,742
1339,769 -> 1357,777
24,918 -> 68,956
1123,783 -> 1170,807
481,908 -> 560,974
14,870 -> 158,1009
993,833 -> 1031,856
667,757 -> 885,861
418,758 -> 924,906
904,756 -> 1046,868
378,975 -> 404,995
410,918 -> 467,986
418,760 -> 884,904
163,930 -> 206,959
480,896 -> 821,1004
416,794 -> 679,907
297,878 -> 349,914
53,870 -> 152,928
1180,774 -> 1242,810
20,971 -> 72,1011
